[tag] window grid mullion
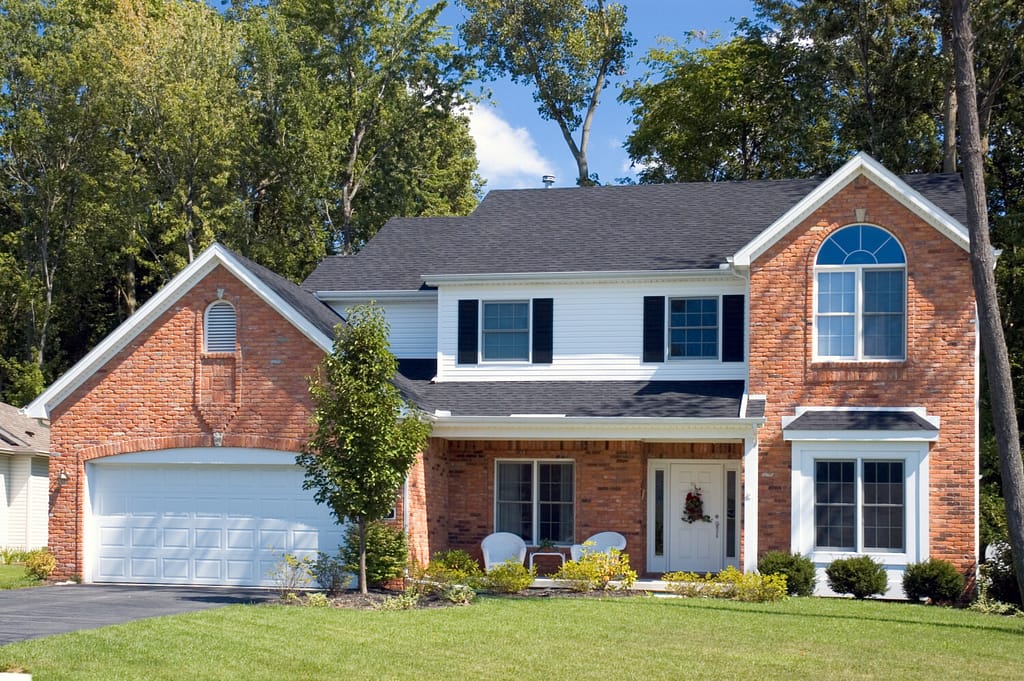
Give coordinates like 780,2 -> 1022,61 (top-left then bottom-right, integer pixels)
531,461 -> 539,544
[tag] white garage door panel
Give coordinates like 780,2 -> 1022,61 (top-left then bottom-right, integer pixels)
89,462 -> 345,587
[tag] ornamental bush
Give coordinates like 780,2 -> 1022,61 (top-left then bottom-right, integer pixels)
23,548 -> 56,581
902,558 -> 965,604
311,550 -> 351,595
482,559 -> 535,594
758,551 -> 817,596
554,549 -> 637,592
340,521 -> 407,588
662,566 -> 786,602
984,542 -> 1022,607
826,555 -> 888,599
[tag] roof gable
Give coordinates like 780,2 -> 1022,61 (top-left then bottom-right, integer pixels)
732,153 -> 969,267
25,244 -> 340,419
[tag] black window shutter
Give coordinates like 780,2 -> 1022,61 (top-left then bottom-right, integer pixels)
457,299 -> 479,365
721,294 -> 745,362
532,298 -> 553,364
642,296 -> 665,363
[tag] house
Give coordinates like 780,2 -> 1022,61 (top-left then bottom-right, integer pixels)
1,402 -> 49,550
25,153 -> 977,596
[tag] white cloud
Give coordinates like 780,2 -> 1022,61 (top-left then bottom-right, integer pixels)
466,105 -> 554,189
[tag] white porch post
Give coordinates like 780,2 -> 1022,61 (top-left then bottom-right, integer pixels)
742,430 -> 759,572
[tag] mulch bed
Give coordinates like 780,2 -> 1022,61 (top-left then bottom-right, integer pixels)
277,586 -> 646,610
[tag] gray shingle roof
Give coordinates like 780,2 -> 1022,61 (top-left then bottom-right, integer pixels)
394,361 -> 747,418
784,410 -> 937,432
230,250 -> 343,339
0,402 -> 49,454
303,174 -> 966,292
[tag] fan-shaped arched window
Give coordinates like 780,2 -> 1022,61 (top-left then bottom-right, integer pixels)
204,301 -> 237,353
814,225 -> 906,360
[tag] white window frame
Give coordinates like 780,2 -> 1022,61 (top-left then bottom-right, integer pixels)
203,300 -> 237,353
494,459 -> 575,545
813,265 -> 906,361
667,296 -> 721,361
480,300 -> 531,363
791,441 -> 928,567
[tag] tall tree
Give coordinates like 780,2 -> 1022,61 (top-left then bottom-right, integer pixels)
297,305 -> 432,595
951,0 -> 1024,601
459,0 -> 633,185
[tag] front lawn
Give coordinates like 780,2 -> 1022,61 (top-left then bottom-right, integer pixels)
1,595 -> 1022,680
0,564 -> 41,590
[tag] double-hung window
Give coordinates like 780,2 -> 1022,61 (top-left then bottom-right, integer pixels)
495,461 -> 574,544
482,301 -> 529,361
815,225 -> 906,360
814,459 -> 905,552
669,298 -> 719,359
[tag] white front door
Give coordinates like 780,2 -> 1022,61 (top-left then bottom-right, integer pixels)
668,463 -> 724,574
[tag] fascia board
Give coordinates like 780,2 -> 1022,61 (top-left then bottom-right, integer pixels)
732,153 -> 969,267
783,430 -> 939,443
24,244 -> 333,419
429,415 -> 765,441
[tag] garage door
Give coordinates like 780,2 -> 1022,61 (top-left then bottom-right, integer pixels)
86,450 -> 346,587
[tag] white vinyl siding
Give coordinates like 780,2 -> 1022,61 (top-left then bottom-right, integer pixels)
0,454 -> 48,550
324,298 -> 437,359
436,278 -> 746,381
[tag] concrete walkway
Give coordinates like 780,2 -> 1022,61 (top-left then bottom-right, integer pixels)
0,584 -> 276,645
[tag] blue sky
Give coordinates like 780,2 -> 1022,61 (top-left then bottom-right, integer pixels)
437,1 -> 757,190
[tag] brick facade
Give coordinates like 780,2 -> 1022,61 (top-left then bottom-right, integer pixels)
47,265 -> 324,580
748,178 -> 977,576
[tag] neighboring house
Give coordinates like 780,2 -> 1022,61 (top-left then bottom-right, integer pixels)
1,402 -> 49,550
26,154 -> 977,596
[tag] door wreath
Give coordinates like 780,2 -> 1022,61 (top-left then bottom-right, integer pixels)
683,486 -> 712,524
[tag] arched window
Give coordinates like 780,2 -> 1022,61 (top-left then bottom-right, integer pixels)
204,300 -> 237,353
814,225 -> 906,360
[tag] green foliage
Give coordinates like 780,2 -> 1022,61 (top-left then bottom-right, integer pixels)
826,556 -> 888,599
0,547 -> 32,565
662,566 -> 787,602
375,592 -> 421,610
482,559 -> 535,594
983,542 -> 1022,607
298,304 -> 431,593
340,521 -> 407,589
902,558 -> 966,604
441,583 -> 477,605
459,0 -> 634,184
971,560 -> 1023,616
267,553 -> 313,596
758,551 -> 817,597
311,550 -> 351,596
554,549 -> 637,592
23,548 -> 56,581
303,592 -> 331,608
432,549 -> 482,575
0,357 -> 45,407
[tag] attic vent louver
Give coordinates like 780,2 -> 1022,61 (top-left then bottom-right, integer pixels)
204,301 -> 237,353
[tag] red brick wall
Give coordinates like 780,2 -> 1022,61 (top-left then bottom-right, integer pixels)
47,265 -> 326,580
438,440 -> 741,573
748,177 -> 977,574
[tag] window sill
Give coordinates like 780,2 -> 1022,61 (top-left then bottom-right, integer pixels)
810,550 -> 911,566
201,351 -> 237,359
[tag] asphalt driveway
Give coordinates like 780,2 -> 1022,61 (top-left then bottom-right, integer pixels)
0,584 -> 276,645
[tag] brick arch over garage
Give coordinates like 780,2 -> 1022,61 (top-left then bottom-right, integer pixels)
76,435 -> 309,463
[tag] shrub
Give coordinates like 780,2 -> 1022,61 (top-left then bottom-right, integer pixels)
984,542 -> 1021,607
311,550 -> 351,596
304,592 -> 331,608
482,559 -> 535,594
432,549 -> 481,574
375,592 -> 421,610
662,567 -> 786,602
23,548 -> 56,581
442,583 -> 477,605
826,556 -> 888,599
268,553 -> 313,596
758,551 -> 817,596
340,522 -> 407,588
1,547 -> 31,565
554,549 -> 637,592
903,558 -> 965,604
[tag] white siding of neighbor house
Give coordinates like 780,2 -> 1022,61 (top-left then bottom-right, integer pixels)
29,456 -> 48,548
0,454 -> 8,547
0,454 -> 48,550
435,277 -> 748,382
324,297 -> 437,359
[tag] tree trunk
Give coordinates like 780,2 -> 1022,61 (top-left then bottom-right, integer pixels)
358,517 -> 368,595
951,0 -> 1024,602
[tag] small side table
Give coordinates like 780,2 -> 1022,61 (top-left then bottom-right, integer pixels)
528,551 -> 566,571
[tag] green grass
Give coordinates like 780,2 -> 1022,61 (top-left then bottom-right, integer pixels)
0,564 -> 41,590
1,595 -> 1023,680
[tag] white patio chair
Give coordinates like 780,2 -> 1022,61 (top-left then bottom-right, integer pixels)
570,531 -> 627,561
481,532 -> 528,571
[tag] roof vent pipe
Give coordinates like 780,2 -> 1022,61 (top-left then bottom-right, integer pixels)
542,175 -> 555,188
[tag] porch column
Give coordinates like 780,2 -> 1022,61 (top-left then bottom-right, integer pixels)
743,430 -> 759,572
